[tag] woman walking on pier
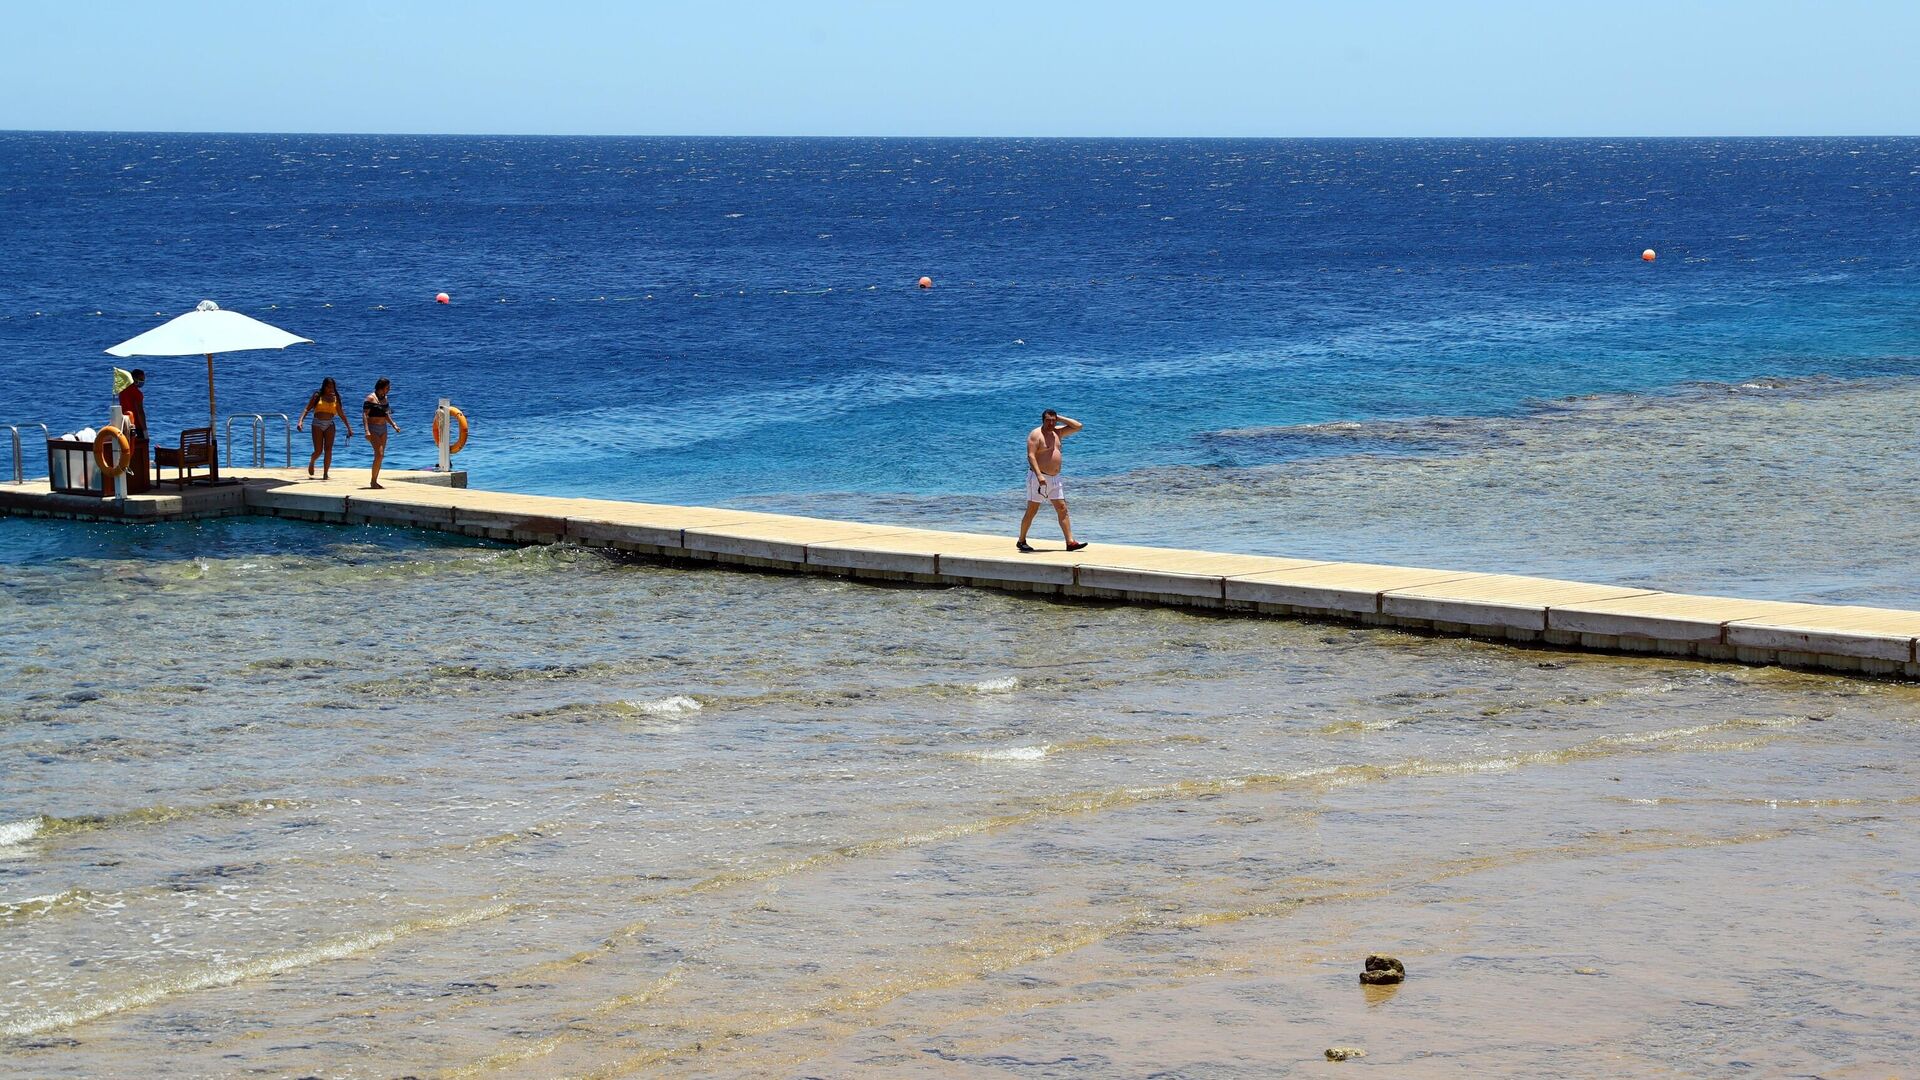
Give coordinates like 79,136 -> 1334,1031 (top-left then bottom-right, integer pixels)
295,377 -> 353,480
362,378 -> 402,489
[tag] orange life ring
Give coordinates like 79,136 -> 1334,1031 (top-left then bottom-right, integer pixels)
94,426 -> 132,478
432,405 -> 469,454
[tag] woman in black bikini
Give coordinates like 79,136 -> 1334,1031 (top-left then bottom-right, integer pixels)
362,378 -> 403,489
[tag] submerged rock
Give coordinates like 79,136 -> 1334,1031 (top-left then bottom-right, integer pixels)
1360,953 -> 1405,984
1325,1046 -> 1368,1061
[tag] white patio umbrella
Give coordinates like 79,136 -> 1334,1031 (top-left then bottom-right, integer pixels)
105,300 -> 313,434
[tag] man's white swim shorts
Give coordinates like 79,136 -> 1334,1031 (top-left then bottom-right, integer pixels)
1027,471 -> 1065,502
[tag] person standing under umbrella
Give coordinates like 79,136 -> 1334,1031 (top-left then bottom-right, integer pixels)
362,378 -> 403,489
117,368 -> 148,440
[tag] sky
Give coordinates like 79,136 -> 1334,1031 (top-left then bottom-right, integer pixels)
1,0 -> 1914,137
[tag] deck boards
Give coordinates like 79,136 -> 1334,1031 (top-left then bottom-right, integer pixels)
6,469 -> 1919,678
1380,574 -> 1658,632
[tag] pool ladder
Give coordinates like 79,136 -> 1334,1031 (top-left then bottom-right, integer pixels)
223,413 -> 294,468
3,423 -> 51,483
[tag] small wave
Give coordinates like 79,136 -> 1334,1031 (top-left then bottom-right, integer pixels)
624,695 -> 702,716
0,886 -> 94,922
502,694 -> 702,724
1589,717 -> 1798,747
353,660 -> 628,695
966,744 -> 1051,762
1,901 -> 517,1039
953,734 -> 1168,764
1317,717 -> 1407,735
969,676 -> 1019,693
0,817 -> 44,847
1,800 -> 290,850
246,656 -> 346,672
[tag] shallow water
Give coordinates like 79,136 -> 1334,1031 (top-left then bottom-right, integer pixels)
3,495 -> 1919,1075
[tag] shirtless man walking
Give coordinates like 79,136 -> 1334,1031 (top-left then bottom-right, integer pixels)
1017,409 -> 1087,552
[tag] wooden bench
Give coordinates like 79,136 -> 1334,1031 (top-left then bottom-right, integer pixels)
154,427 -> 218,487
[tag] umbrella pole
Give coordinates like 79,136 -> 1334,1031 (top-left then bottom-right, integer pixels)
206,352 -> 217,434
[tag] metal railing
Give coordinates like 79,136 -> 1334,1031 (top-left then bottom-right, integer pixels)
223,413 -> 293,468
3,423 -> 50,483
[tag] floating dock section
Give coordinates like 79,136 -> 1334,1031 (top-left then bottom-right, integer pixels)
7,468 -> 1920,679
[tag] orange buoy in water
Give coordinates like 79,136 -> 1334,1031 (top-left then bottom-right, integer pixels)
917,276 -> 933,289
1640,249 -> 1656,262
435,292 -> 451,304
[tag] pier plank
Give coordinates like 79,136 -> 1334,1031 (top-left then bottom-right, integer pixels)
805,530 -> 1013,575
1549,592 -> 1823,643
1075,565 -> 1229,599
683,518 -> 916,563
1226,563 -> 1480,614
935,540 -> 1201,586
1089,550 -> 1325,576
1074,551 -> 1326,600
563,503 -> 785,550
344,486 -> 463,526
226,466 -> 462,489
1382,574 -> 1657,632
1725,606 -> 1920,663
936,552 -> 1078,586
242,482 -> 351,517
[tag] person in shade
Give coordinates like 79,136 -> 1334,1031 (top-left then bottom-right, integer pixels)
295,376 -> 354,480
361,377 -> 402,489
1017,408 -> 1087,552
117,368 -> 147,440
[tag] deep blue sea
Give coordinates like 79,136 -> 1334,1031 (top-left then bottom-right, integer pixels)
4,134 -> 1917,507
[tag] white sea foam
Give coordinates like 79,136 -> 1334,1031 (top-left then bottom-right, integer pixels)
969,745 -> 1050,762
627,695 -> 702,716
970,676 -> 1019,693
0,817 -> 44,847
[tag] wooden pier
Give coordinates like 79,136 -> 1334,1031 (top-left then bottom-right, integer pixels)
7,467 -> 1920,679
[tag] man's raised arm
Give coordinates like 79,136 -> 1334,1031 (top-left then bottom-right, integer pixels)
1053,415 -> 1084,436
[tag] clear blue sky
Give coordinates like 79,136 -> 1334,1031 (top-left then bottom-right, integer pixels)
2,0 -> 1913,136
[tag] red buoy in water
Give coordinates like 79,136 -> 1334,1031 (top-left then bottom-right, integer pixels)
1640,249 -> 1656,263
435,292 -> 451,304
917,276 -> 933,289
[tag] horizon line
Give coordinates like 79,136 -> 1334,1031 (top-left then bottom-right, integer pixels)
3,128 -> 1916,141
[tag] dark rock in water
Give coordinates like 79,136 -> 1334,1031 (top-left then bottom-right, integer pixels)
1325,1047 -> 1368,1061
1364,953 -> 1405,974
1359,968 -> 1404,985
